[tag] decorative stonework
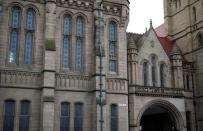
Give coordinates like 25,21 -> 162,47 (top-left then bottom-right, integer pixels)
0,69 -> 42,88
106,78 -> 127,93
55,73 -> 92,90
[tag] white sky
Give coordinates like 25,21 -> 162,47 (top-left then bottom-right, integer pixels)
127,0 -> 164,33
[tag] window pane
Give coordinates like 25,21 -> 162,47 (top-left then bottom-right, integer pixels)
143,62 -> 148,86
109,22 -> 116,41
151,56 -> 157,86
111,105 -> 118,131
24,32 -> 33,64
64,16 -> 71,35
60,103 -> 70,131
109,42 -> 116,56
9,31 -> 18,63
3,101 -> 15,131
75,39 -> 82,70
63,37 -> 70,68
19,101 -> 30,131
26,9 -> 35,30
74,103 -> 83,131
160,64 -> 165,87
109,60 -> 116,72
76,17 -> 83,36
11,7 -> 20,28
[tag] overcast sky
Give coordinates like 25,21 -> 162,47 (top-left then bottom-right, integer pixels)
127,0 -> 164,33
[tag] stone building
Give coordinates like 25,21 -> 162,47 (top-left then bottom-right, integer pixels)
0,0 -> 202,131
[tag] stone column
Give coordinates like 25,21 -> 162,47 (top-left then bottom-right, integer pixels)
170,44 -> 184,88
41,0 -> 56,131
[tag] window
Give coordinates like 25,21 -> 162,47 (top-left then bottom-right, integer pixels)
60,102 -> 70,131
197,34 -> 203,46
160,64 -> 166,87
63,15 -> 71,68
186,111 -> 192,131
110,104 -> 118,131
109,21 -> 117,72
24,8 -> 35,64
19,101 -> 30,131
151,55 -> 157,87
75,17 -> 84,71
193,7 -> 197,22
9,6 -> 21,63
3,100 -> 15,131
178,0 -> 181,7
186,74 -> 190,90
143,62 -> 148,86
74,103 -> 83,131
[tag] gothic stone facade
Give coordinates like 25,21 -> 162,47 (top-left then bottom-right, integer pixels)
0,0 -> 201,131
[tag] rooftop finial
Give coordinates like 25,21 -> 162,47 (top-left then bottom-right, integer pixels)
150,19 -> 153,27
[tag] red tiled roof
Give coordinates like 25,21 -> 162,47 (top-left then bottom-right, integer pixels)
155,23 -> 167,37
158,37 -> 174,56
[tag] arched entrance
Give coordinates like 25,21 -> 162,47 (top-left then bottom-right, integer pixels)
137,100 -> 185,131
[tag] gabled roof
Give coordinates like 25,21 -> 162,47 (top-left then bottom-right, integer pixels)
155,23 -> 167,37
158,37 -> 174,57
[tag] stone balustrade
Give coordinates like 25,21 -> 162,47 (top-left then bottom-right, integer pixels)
0,69 -> 42,88
129,85 -> 184,98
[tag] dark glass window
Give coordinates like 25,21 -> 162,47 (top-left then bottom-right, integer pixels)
75,17 -> 84,70
74,103 -> 83,131
9,6 -> 21,63
109,21 -> 117,72
151,56 -> 157,87
63,15 -> 71,68
197,34 -> 203,46
143,62 -> 148,86
24,8 -> 35,64
3,100 -> 15,131
19,101 -> 30,131
110,104 -> 118,131
60,102 -> 70,131
193,7 -> 197,22
160,64 -> 166,87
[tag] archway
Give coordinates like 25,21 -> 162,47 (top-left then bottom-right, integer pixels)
137,100 -> 184,131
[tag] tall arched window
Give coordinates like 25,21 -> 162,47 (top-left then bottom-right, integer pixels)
197,34 -> 203,46
193,7 -> 197,22
109,21 -> 117,72
75,16 -> 84,71
110,104 -> 118,131
160,64 -> 166,87
143,62 -> 148,86
3,100 -> 15,131
24,8 -> 35,64
9,6 -> 21,63
19,100 -> 30,131
74,103 -> 83,131
63,15 -> 71,68
60,102 -> 70,131
151,55 -> 157,87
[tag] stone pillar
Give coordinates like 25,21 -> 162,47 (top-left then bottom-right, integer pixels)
41,0 -> 56,131
92,1 -> 107,131
170,44 -> 184,88
127,36 -> 138,85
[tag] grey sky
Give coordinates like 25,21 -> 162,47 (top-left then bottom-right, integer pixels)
127,0 -> 164,33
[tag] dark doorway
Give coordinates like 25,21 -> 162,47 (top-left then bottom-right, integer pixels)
140,106 -> 176,131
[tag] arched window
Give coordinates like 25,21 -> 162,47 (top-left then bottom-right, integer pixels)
3,100 -> 15,131
109,21 -> 117,72
19,100 -> 30,131
160,64 -> 166,87
186,74 -> 190,90
63,15 -> 71,68
143,62 -> 148,86
75,16 -> 84,71
60,102 -> 70,131
110,104 -> 118,131
193,7 -> 197,22
9,6 -> 21,63
197,34 -> 203,46
151,55 -> 157,87
24,8 -> 35,64
74,103 -> 83,131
